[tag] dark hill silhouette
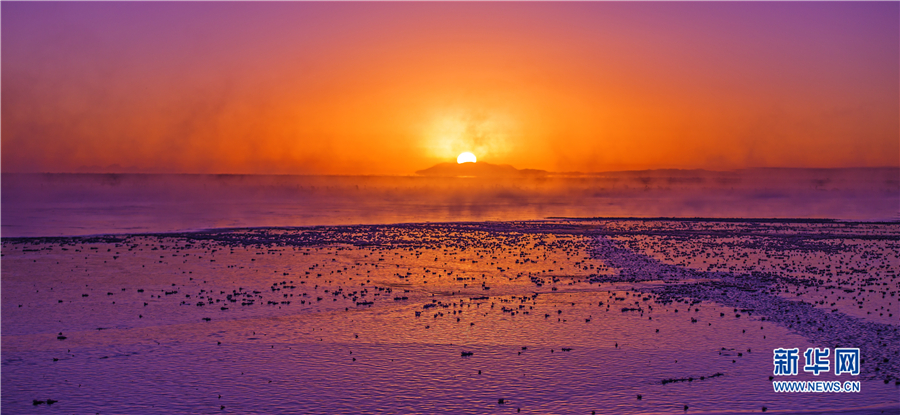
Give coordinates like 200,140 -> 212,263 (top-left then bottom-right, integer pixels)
415,162 -> 547,178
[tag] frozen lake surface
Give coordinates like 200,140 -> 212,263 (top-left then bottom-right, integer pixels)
2,220 -> 898,414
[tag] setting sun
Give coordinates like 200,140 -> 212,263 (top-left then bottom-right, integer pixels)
457,152 -> 477,164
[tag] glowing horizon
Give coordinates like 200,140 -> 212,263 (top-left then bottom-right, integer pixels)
2,2 -> 897,175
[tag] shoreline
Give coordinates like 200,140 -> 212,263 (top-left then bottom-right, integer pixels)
4,216 -> 900,241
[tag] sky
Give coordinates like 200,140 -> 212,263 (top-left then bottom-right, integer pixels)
2,2 -> 898,175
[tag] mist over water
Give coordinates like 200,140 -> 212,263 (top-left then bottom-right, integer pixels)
2,168 -> 897,237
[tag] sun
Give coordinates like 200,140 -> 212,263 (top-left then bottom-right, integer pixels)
457,152 -> 477,164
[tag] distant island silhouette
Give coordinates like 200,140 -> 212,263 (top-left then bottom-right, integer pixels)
415,162 -> 548,178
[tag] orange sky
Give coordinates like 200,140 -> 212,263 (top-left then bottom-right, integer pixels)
2,2 -> 898,175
